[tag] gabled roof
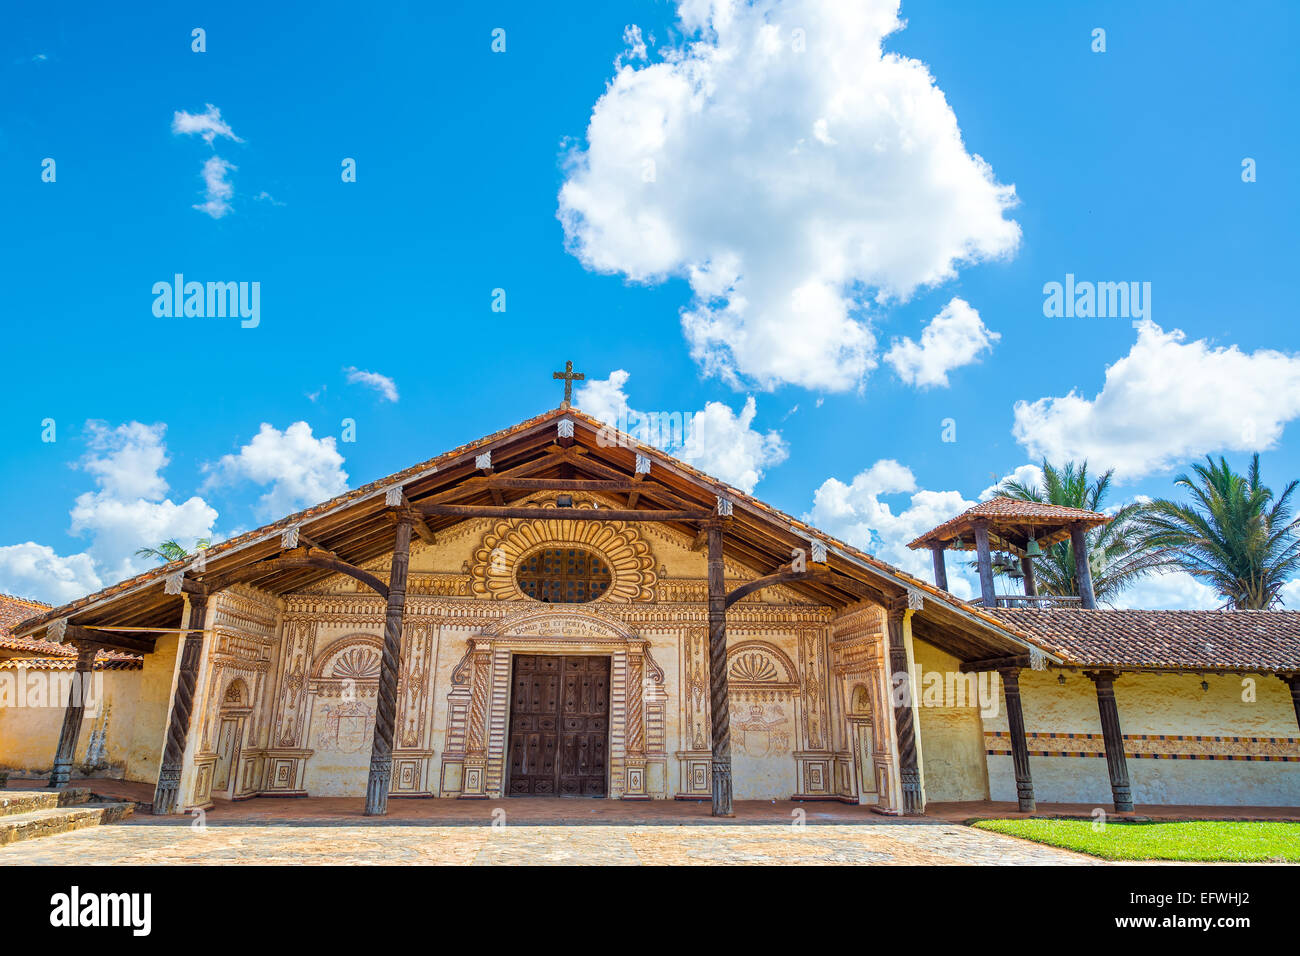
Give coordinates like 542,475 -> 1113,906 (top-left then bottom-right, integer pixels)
990,608 -> 1300,674
13,406 -> 1047,668
907,496 -> 1111,553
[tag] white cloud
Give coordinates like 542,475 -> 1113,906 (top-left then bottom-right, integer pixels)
172,104 -> 243,145
0,421 -> 219,603
1120,570 -> 1223,611
576,370 -> 787,493
193,156 -> 236,219
1014,320 -> 1300,480
205,422 -> 348,519
979,463 -> 1043,501
0,543 -> 102,605
69,422 -> 218,582
344,367 -> 400,403
558,0 -> 1020,391
1281,578 -> 1300,609
885,297 -> 1000,388
807,459 -> 977,599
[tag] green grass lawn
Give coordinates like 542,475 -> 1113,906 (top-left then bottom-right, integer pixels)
972,819 -> 1300,862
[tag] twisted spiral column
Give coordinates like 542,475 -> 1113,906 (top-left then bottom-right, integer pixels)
365,514 -> 413,816
706,521 -> 733,816
152,592 -> 209,813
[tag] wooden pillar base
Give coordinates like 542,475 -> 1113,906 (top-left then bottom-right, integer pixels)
152,769 -> 182,815
711,761 -> 734,817
48,760 -> 73,790
364,760 -> 391,817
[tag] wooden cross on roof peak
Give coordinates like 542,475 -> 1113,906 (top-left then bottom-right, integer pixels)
553,360 -> 584,408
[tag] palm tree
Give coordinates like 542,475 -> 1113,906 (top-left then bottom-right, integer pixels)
135,538 -> 211,564
1137,454 -> 1300,609
995,460 -> 1160,605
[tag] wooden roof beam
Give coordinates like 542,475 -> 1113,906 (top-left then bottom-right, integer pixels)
415,503 -> 711,522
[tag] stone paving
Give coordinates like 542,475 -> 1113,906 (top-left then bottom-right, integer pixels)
0,819 -> 1095,865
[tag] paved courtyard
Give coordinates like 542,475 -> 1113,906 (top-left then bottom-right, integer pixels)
0,818 -> 1094,865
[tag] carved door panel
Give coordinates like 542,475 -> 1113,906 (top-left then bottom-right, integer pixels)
507,655 -> 609,796
507,655 -> 561,795
212,716 -> 242,794
855,722 -> 877,799
557,656 -> 609,796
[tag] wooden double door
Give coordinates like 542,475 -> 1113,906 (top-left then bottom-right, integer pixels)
506,655 -> 610,796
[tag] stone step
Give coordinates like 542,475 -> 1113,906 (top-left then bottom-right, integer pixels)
0,802 -> 134,847
0,788 -> 92,818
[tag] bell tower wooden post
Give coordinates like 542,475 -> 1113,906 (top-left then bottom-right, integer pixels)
972,519 -> 996,607
1086,670 -> 1133,812
998,667 -> 1036,812
49,642 -> 99,788
706,520 -> 734,817
153,591 -> 209,813
365,510 -> 414,816
930,544 -> 948,592
886,600 -> 924,814
1071,522 -> 1097,609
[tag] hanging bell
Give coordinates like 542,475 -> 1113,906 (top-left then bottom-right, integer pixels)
1025,535 -> 1043,557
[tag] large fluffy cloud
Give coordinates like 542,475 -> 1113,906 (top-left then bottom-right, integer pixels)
558,0 -> 1019,391
576,370 -> 787,492
204,422 -> 348,519
1014,320 -> 1300,480
807,459 -> 977,598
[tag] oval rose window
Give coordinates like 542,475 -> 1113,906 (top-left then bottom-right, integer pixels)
516,548 -> 611,603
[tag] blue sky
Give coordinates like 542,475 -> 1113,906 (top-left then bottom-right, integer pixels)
2,0 -> 1298,608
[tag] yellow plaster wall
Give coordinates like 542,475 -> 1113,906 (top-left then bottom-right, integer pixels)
983,670 -> 1300,807
0,642 -> 176,784
910,638 -> 990,802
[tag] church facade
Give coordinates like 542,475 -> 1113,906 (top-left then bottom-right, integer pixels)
2,404 -> 1297,814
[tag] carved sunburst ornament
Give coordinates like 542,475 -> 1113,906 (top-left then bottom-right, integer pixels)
731,652 -> 779,683
331,646 -> 381,681
470,506 -> 657,603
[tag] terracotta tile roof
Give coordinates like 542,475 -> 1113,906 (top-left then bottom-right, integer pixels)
907,496 -> 1111,550
0,593 -> 50,636
989,608 -> 1300,673
0,594 -> 141,663
0,656 -> 142,671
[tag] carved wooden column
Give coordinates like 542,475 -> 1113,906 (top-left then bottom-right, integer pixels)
1071,523 -> 1097,609
49,642 -> 98,788
998,667 -> 1036,812
885,601 -> 923,814
706,520 -> 733,816
364,512 -> 413,816
1282,674 -> 1300,731
459,647 -> 491,799
623,649 -> 649,799
930,545 -> 948,592
1086,670 -> 1132,812
1020,556 -> 1037,598
153,591 -> 209,813
972,519 -> 996,607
